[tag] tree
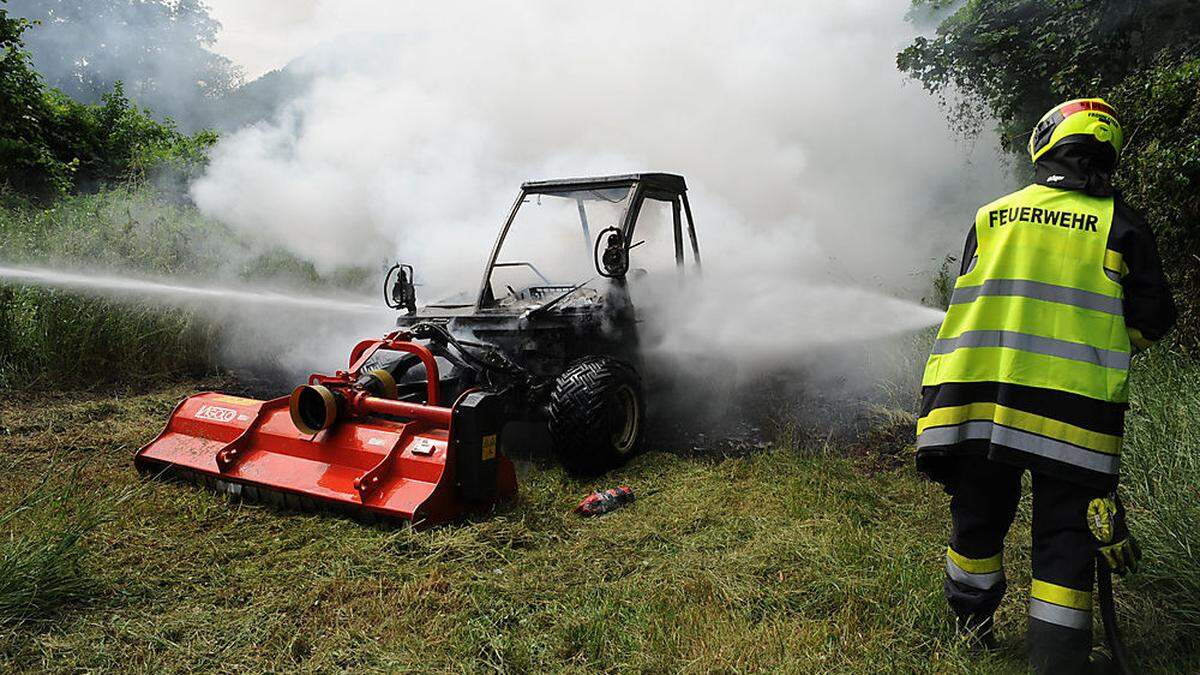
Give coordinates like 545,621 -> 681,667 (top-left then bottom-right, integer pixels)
899,0 -> 1200,346
6,0 -> 241,129
1,0 -> 215,203
0,0 -> 70,197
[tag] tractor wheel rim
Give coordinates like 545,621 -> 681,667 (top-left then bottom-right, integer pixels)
612,384 -> 639,455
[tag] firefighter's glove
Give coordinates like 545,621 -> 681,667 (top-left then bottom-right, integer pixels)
1088,496 -> 1141,576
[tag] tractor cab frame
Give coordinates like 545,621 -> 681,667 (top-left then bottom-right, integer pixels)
474,173 -> 701,311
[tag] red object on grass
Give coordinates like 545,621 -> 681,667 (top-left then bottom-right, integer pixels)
575,485 -> 635,516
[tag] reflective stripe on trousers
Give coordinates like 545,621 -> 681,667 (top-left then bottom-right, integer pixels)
1029,579 -> 1092,630
946,547 -> 1003,590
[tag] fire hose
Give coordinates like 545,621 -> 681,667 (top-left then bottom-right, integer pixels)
1097,561 -> 1136,675
1089,494 -> 1141,675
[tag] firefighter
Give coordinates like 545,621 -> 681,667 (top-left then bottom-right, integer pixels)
916,98 -> 1176,673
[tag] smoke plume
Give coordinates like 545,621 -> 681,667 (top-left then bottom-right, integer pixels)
186,1 -> 1007,379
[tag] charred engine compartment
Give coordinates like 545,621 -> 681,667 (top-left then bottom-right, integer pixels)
386,289 -> 639,417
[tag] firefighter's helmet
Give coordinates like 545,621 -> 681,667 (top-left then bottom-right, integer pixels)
1028,98 -> 1123,164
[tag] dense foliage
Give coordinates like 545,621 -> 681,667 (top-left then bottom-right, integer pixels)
899,0 -> 1200,346
0,1 -> 214,203
6,0 -> 239,128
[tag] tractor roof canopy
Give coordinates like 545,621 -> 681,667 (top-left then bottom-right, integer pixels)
522,173 -> 687,198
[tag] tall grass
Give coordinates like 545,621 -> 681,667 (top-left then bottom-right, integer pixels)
0,287 -> 221,389
0,186 -> 229,388
1116,348 -> 1200,646
0,470 -> 118,625
0,183 -> 372,389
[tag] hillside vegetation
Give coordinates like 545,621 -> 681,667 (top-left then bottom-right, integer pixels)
0,183 -> 374,389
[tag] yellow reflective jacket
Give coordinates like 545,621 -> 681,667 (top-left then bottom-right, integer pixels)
918,183 -> 1135,489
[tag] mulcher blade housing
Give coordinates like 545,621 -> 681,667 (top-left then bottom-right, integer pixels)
135,336 -> 517,526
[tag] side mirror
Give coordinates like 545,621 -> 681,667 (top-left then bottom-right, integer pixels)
384,263 -> 417,315
594,227 -> 628,278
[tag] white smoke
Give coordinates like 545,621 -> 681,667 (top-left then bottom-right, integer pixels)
190,1 -> 1009,374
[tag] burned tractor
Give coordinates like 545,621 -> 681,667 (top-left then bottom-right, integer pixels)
137,173 -> 702,526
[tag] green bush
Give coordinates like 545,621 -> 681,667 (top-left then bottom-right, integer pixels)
899,0 -> 1200,347
0,1 -> 215,203
1108,59 -> 1200,343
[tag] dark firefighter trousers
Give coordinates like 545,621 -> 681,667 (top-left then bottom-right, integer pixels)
945,456 -> 1101,674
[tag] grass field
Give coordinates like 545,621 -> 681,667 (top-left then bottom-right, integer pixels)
0,351 -> 1196,673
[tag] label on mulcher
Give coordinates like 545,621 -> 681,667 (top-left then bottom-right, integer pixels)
195,405 -> 238,423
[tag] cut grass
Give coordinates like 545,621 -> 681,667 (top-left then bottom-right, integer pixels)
0,360 -> 1197,673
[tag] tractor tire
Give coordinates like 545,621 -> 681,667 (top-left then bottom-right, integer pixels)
548,356 -> 645,476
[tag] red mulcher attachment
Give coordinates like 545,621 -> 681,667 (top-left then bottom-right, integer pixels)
135,332 -> 517,527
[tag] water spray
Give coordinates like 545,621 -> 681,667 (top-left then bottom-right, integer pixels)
0,265 -> 387,316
